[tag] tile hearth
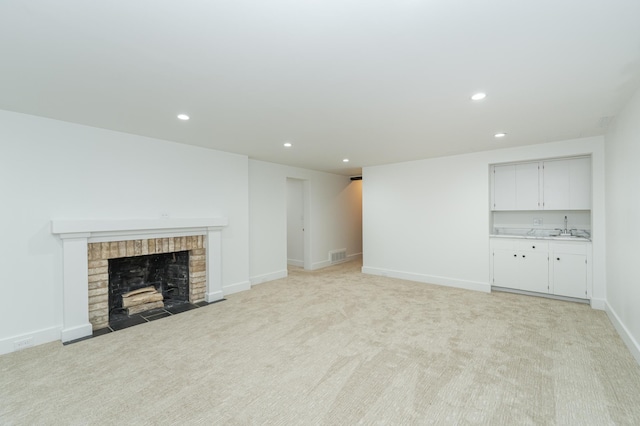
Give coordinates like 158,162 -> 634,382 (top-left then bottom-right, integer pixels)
67,299 -> 226,344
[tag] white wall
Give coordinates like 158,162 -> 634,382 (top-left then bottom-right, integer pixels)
605,87 -> 640,364
249,160 -> 362,284
0,110 -> 249,353
286,178 -> 305,266
363,137 -> 605,300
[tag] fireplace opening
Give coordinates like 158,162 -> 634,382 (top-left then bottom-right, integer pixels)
108,251 -> 190,323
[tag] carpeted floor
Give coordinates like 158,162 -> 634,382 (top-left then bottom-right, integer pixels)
2,260 -> 640,425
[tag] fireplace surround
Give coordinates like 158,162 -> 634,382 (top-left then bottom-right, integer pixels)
89,238 -> 203,329
51,218 -> 227,342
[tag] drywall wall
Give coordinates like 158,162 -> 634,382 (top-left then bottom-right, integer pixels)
363,136 -> 605,299
605,87 -> 640,364
0,110 -> 249,354
286,178 -> 305,266
249,160 -> 362,284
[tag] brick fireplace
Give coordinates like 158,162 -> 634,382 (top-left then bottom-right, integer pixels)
88,236 -> 207,330
51,218 -> 227,342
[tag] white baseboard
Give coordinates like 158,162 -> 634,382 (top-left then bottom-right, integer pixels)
361,266 -> 491,293
250,270 -> 288,286
287,259 -> 304,267
590,298 -> 606,310
311,260 -> 331,270
205,290 -> 224,303
61,323 -> 93,343
222,280 -> 251,296
0,326 -> 61,356
605,302 -> 640,366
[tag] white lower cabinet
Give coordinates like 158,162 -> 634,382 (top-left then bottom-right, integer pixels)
492,240 -> 549,293
550,242 -> 588,299
491,238 -> 591,299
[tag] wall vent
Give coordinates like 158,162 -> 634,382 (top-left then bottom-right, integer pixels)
329,249 -> 347,264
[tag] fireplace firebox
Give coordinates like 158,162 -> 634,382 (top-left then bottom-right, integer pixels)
108,251 -> 190,321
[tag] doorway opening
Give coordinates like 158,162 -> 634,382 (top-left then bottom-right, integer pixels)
286,178 -> 310,270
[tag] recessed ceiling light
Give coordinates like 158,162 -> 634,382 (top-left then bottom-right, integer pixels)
283,142 -> 292,148
471,92 -> 487,101
343,158 -> 349,163
177,114 -> 190,120
494,132 -> 507,138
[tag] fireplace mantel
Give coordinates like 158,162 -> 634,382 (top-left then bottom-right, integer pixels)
52,217 -> 228,241
51,217 -> 228,342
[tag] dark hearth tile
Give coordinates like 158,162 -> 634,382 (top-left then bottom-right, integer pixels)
92,327 -> 113,337
165,303 -> 199,314
141,307 -> 168,317
63,335 -> 93,345
195,298 -> 226,307
109,315 -> 147,331
144,311 -> 172,322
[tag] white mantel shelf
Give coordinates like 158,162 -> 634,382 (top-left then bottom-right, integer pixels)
52,217 -> 228,238
51,217 -> 228,343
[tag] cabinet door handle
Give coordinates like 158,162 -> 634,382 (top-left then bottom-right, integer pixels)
557,257 -> 560,261
513,254 -> 517,257
522,255 -> 526,258
532,246 -> 536,249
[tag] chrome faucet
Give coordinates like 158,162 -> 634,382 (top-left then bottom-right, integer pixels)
561,215 -> 570,235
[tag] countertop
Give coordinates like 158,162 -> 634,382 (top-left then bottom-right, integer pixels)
490,228 -> 591,242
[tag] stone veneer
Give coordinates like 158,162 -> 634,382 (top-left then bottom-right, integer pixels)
87,236 -> 206,330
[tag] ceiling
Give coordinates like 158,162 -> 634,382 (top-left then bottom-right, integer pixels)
1,1 -> 640,176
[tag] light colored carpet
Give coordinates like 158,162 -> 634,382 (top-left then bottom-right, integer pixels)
2,260 -> 640,425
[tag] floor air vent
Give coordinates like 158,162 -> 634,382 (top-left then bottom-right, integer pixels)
329,249 -> 347,264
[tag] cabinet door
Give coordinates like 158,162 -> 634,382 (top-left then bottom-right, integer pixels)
542,159 -> 570,210
492,163 -> 540,211
515,162 -> 540,210
492,249 -> 520,288
543,157 -> 591,210
553,254 -> 587,298
569,157 -> 591,209
492,165 -> 516,210
518,251 -> 549,294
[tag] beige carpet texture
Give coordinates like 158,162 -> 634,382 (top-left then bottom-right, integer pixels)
2,260 -> 640,425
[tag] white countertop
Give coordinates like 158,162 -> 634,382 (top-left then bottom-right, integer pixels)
490,234 -> 591,242
491,228 -> 591,242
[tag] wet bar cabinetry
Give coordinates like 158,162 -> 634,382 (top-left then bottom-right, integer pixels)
491,157 -> 591,211
490,238 -> 591,299
492,239 -> 549,293
550,242 -> 589,299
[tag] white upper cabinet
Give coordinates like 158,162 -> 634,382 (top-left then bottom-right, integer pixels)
491,156 -> 590,211
492,162 -> 540,210
515,162 -> 541,210
542,157 -> 591,210
492,165 -> 516,210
